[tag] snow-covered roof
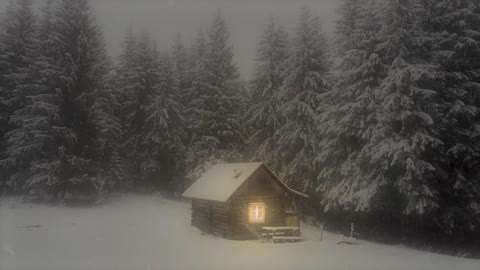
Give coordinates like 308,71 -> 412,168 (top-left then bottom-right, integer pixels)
182,162 -> 308,202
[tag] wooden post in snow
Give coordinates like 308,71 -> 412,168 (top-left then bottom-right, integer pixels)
320,224 -> 323,241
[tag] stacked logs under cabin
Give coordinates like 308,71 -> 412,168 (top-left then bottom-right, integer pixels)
182,163 -> 308,240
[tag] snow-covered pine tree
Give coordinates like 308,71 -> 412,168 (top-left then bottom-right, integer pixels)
90,44 -> 124,201
0,2 -> 17,170
357,0 -> 444,216
427,0 -> 480,238
316,0 -> 386,211
116,25 -> 138,124
0,0 -> 41,193
21,0 -> 119,200
172,34 -> 189,73
19,0 -> 73,199
276,7 -> 330,192
2,0 -> 126,200
115,26 -> 139,188
143,53 -> 187,191
184,28 -> 207,126
245,18 -> 289,172
183,29 -> 207,178
171,33 -> 193,153
119,32 -> 161,188
171,33 -> 191,97
185,11 -> 244,181
0,0 -> 15,194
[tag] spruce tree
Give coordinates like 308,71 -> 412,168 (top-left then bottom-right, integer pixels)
115,25 -> 139,188
184,28 -> 207,124
246,18 -> 289,172
428,0 -> 480,238
90,47 -> 123,200
42,0 -> 92,198
0,2 -> 17,157
21,0 -> 69,198
316,0 -> 480,249
0,0 -> 40,193
186,12 -> 244,181
171,33 -> 190,94
276,8 -> 330,191
20,0 -> 120,200
120,32 -> 160,187
144,53 -> 187,191
116,25 -> 138,117
357,0 -> 444,216
0,1 -> 15,193
316,0 -> 386,210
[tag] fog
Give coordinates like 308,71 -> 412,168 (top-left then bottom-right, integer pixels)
0,0 -> 339,78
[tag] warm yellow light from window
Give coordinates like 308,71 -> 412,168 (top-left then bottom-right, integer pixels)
248,203 -> 265,223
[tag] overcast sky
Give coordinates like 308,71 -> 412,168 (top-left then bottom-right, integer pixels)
0,0 -> 340,78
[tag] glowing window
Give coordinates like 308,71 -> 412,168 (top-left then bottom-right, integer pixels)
248,203 -> 265,223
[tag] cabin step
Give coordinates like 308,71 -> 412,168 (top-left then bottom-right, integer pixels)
272,236 -> 304,243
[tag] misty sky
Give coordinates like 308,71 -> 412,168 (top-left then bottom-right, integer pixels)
0,0 -> 340,78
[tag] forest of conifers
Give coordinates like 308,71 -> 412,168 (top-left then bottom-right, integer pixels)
0,0 -> 479,255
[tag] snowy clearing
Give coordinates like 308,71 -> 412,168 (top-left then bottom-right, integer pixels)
1,195 -> 479,270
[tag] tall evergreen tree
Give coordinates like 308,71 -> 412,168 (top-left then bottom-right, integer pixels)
115,25 -> 139,188
21,0 -> 71,198
316,0 -> 386,210
0,0 -> 40,193
186,11 -> 244,181
356,0 -> 444,216
120,32 -> 160,187
246,18 -> 289,172
0,2 -> 17,162
13,0 -> 121,200
144,53 -> 187,191
427,0 -> 480,238
90,47 -> 123,200
116,25 -> 138,112
315,0 -> 480,249
183,28 -> 207,171
171,33 -> 190,89
41,0 -> 97,198
171,33 -> 191,107
171,33 -> 192,153
184,28 -> 207,124
276,8 -> 330,191
0,1 -> 14,193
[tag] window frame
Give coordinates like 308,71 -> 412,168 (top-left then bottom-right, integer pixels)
248,202 -> 266,224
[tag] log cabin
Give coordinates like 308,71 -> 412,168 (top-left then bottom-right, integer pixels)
182,162 -> 308,240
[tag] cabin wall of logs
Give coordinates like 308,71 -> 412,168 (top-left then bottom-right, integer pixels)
191,199 -> 230,237
186,163 -> 305,240
191,195 -> 286,240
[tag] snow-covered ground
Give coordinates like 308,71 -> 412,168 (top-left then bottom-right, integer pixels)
1,195 -> 479,270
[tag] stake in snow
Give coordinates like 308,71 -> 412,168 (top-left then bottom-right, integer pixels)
182,162 -> 308,242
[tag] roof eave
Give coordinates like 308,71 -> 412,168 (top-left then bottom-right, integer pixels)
260,164 -> 309,198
